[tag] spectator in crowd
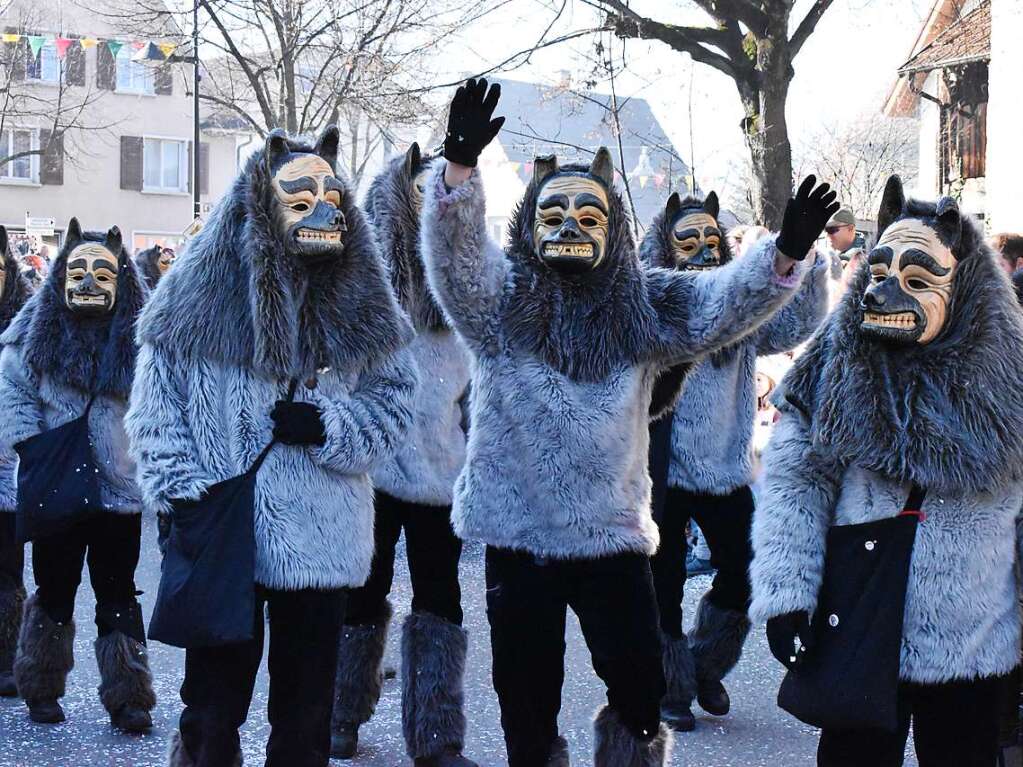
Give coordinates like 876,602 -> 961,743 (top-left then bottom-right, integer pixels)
991,233 -> 1023,276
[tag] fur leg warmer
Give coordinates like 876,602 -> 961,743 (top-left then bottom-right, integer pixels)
167,730 -> 243,767
401,611 -> 468,759
593,705 -> 671,767
13,593 -> 74,704
95,631 -> 156,716
688,596 -> 750,686
661,632 -> 696,708
0,586 -> 25,679
332,601 -> 392,730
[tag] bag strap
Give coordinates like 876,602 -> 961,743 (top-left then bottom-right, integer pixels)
247,378 -> 300,476
899,484 -> 927,521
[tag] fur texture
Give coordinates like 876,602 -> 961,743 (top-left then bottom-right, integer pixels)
137,134 -> 413,380
0,246 -> 32,332
546,736 -> 570,767
332,601 -> 392,727
401,611 -> 468,758
13,593 -> 74,704
660,631 -> 697,709
366,149 -> 471,506
94,631 -> 156,715
127,130 -> 418,590
0,585 -> 25,682
167,730 -> 243,767
751,198 -> 1023,683
688,597 -> 751,686
592,705 -> 671,767
133,246 -> 164,291
420,165 -> 810,559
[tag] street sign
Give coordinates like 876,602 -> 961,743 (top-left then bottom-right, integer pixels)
24,214 -> 55,236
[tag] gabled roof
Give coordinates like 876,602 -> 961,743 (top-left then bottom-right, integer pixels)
898,0 -> 990,74
491,77 -> 692,224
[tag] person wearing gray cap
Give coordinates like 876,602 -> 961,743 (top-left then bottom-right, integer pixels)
825,207 -> 862,265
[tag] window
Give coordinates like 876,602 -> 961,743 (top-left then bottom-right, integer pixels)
26,41 -> 61,83
133,232 -> 185,252
143,137 -> 187,193
0,129 -> 38,183
116,46 -> 154,94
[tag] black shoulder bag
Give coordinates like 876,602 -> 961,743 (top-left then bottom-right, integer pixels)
148,380 -> 298,649
15,396 -> 102,543
777,485 -> 926,733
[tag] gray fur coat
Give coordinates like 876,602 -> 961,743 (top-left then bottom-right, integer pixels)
751,209 -> 1023,683
667,253 -> 827,494
0,247 -> 31,512
126,130 -> 417,590
420,164 -> 811,559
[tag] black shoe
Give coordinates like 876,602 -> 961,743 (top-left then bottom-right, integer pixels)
383,664 -> 397,680
331,722 -> 359,760
413,748 -> 479,767
111,706 -> 153,733
660,702 -> 696,732
28,699 -> 65,724
0,671 -> 17,697
546,736 -> 570,766
697,680 -> 730,716
685,552 -> 714,576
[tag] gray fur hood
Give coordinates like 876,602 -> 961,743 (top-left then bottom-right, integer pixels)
0,244 -> 31,332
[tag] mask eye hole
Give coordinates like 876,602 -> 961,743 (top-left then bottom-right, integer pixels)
579,216 -> 598,228
907,278 -> 929,291
544,215 -> 564,227
292,202 -> 310,213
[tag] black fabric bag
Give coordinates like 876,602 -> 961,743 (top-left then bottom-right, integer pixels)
148,381 -> 296,649
14,398 -> 102,543
777,486 -> 925,733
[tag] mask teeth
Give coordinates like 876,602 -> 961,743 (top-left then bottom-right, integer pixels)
863,311 -> 917,329
296,229 -> 342,243
544,243 -> 593,258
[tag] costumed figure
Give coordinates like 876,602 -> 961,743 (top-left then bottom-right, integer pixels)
126,125 -> 417,767
133,245 -> 176,291
0,219 -> 153,730
330,143 -> 475,767
421,78 -> 835,767
750,176 -> 1023,767
641,191 -> 830,731
0,225 -> 32,697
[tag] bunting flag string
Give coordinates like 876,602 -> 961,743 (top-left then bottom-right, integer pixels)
54,37 -> 73,59
0,31 -> 179,61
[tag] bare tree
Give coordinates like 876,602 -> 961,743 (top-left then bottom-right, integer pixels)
578,0 -> 835,229
797,114 -> 918,221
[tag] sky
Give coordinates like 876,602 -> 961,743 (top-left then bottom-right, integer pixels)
443,0 -> 936,208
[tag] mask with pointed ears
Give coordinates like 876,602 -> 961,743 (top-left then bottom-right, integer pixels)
63,218 -> 121,317
664,191 -> 724,270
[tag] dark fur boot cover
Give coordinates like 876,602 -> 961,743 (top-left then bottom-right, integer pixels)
401,610 -> 468,759
688,596 -> 750,686
13,593 -> 74,704
95,631 -> 156,716
167,730 -> 243,767
593,705 -> 672,766
0,586 -> 25,682
332,601 -> 392,730
661,631 -> 697,708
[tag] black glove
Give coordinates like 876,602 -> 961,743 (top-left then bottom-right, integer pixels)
271,401 -> 326,446
442,78 -> 505,168
775,175 -> 840,261
766,610 -> 814,669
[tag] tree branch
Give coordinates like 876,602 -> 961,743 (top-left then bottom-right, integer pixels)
790,0 -> 834,58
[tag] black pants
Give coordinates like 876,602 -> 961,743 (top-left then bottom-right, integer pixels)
32,513 -> 142,635
818,673 -> 1006,766
486,547 -> 665,767
179,585 -> 347,767
345,491 -> 463,625
0,514 -> 23,596
651,485 -> 754,637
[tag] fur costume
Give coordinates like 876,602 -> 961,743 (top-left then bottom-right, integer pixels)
751,183 -> 1023,684
126,127 -> 417,590
593,706 -> 672,767
0,221 -> 146,514
95,630 -> 156,719
133,245 -> 166,291
13,593 -> 74,707
367,144 -> 471,506
332,601 -> 392,730
420,162 -> 813,560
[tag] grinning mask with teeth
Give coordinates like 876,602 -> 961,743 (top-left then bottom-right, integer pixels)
667,191 -> 723,270
157,247 -> 176,275
861,176 -> 961,345
532,148 -> 614,275
267,126 -> 348,266
64,219 -> 121,317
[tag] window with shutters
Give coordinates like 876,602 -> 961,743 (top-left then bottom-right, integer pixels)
0,128 -> 39,183
26,40 -> 61,83
143,137 -> 188,193
939,62 -> 988,187
116,45 -> 154,94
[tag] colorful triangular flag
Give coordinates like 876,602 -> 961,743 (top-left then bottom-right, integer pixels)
158,42 -> 177,58
54,37 -> 73,59
131,40 -> 144,50
27,35 -> 46,57
80,38 -> 98,50
106,39 -> 123,58
1,33 -> 20,44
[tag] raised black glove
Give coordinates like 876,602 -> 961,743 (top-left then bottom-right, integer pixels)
271,401 -> 326,446
775,175 -> 841,261
442,78 -> 505,168
766,610 -> 814,669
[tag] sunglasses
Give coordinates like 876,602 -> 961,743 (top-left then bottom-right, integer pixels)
825,225 -> 850,235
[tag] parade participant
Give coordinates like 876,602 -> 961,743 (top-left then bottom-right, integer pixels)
0,226 -> 32,698
133,245 -> 176,291
641,191 -> 829,731
0,219 -> 153,730
751,176 -> 1023,767
330,143 -> 475,767
421,78 -> 837,767
127,125 -> 417,767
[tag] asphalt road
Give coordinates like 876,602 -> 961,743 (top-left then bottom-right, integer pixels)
0,515 -> 918,767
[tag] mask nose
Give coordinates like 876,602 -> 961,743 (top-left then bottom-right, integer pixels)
335,209 -> 348,233
556,219 -> 582,240
862,277 -> 898,310
79,273 -> 97,291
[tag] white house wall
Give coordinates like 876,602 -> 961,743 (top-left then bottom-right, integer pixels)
986,0 -> 1023,233
915,71 -> 941,200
